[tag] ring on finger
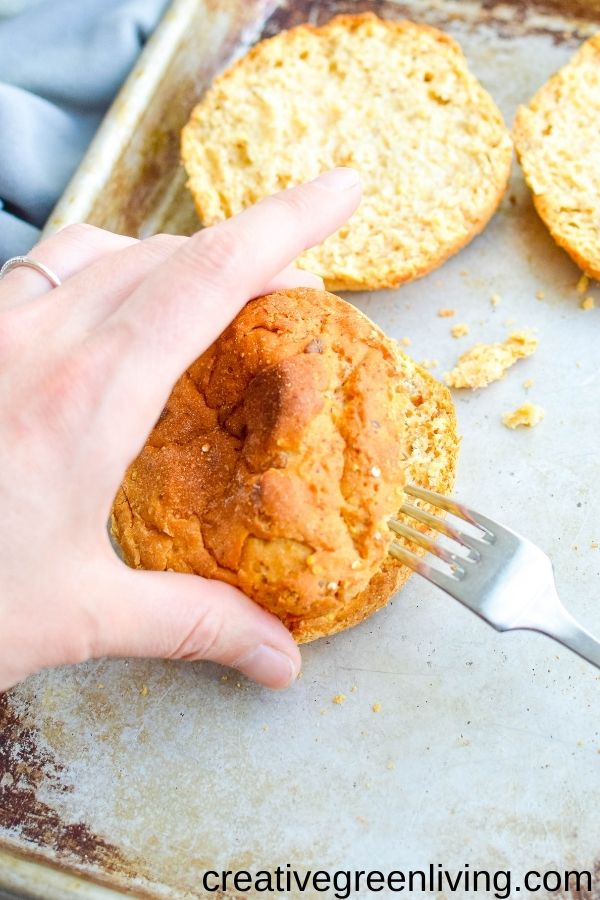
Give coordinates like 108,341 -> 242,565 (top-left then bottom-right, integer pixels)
0,256 -> 62,291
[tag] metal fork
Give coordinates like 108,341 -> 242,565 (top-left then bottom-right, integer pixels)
388,484 -> 600,669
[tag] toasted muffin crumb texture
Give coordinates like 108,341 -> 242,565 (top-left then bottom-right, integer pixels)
111,289 -> 459,643
577,274 -> 590,294
514,34 -> 600,280
502,403 -> 545,429
182,13 -> 512,291
445,331 -> 538,389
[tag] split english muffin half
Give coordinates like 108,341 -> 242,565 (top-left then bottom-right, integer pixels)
514,33 -> 600,280
181,13 -> 513,292
111,289 -> 459,642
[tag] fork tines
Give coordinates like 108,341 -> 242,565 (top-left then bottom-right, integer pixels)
388,484 -> 492,583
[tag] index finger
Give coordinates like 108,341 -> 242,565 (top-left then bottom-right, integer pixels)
120,167 -> 359,358
97,169 -> 361,465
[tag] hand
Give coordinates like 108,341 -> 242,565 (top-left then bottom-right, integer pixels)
0,168 -> 361,692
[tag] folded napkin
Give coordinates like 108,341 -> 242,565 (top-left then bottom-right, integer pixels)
0,0 -> 169,261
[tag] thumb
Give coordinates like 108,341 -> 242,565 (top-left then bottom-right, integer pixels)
91,562 -> 302,689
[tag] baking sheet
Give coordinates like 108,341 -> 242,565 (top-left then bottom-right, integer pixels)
3,0 -> 600,897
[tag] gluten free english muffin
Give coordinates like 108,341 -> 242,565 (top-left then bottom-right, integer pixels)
182,13 -> 513,292
514,34 -> 600,280
111,289 -> 458,642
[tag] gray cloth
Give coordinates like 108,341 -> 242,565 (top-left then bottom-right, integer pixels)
0,0 -> 170,262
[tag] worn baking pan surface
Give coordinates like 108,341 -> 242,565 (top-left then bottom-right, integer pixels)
3,0 -> 600,897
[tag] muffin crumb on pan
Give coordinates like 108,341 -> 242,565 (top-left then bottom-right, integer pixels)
182,12 -> 513,292
502,403 -> 545,429
445,331 -> 538,389
112,289 -> 458,642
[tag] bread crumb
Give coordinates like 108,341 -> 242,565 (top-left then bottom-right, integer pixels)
97,683 -> 105,690
504,318 -> 515,326
372,702 -> 382,713
400,336 -> 412,346
201,444 -> 210,452
139,684 -> 149,697
445,331 -> 538,389
221,674 -> 229,682
577,274 -> 590,294
522,378 -> 534,390
332,694 -> 346,705
351,559 -> 361,569
502,403 -> 545,429
438,308 -> 455,317
297,670 -> 303,679
576,360 -> 583,368
351,685 -> 358,693
326,581 -> 339,592
451,323 -> 470,338
581,296 -> 595,310
536,290 -> 545,300
591,542 -> 599,550
420,358 -> 439,369
386,760 -> 396,770
491,293 -> 501,307
262,724 -> 269,732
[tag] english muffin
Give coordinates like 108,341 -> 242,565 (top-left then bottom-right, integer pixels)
181,13 -> 513,292
514,34 -> 600,280
111,289 -> 458,642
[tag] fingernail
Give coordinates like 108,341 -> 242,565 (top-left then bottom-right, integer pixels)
233,644 -> 298,689
311,167 -> 361,191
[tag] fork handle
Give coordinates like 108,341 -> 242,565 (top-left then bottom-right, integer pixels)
543,614 -> 600,669
517,589 -> 600,669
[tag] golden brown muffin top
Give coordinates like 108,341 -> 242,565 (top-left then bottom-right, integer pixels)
112,289 -> 410,630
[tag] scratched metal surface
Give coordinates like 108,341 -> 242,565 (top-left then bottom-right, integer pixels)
2,0 -> 600,897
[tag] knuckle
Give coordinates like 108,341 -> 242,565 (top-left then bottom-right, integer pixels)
58,222 -> 102,243
267,189 -> 313,225
140,233 -> 185,262
186,224 -> 251,286
172,602 -> 225,662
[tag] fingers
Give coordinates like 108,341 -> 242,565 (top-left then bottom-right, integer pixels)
91,562 -> 301,690
116,168 -> 359,354
260,264 -> 324,295
4,230 -> 322,340
98,169 -> 360,460
34,233 -> 186,338
0,224 -> 137,308
49,242 -> 321,337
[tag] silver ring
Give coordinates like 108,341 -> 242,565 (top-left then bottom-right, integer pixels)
0,255 -> 62,289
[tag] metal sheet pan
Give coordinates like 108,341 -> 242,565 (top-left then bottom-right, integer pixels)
2,0 -> 600,896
